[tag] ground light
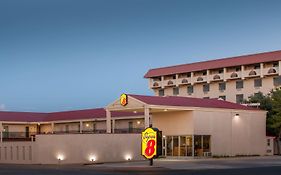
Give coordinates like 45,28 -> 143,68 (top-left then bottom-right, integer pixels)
125,155 -> 132,161
57,154 -> 64,161
89,155 -> 96,162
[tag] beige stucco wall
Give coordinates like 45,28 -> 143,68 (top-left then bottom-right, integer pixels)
34,134 -> 142,164
152,111 -> 194,136
192,109 -> 266,156
0,142 -> 34,164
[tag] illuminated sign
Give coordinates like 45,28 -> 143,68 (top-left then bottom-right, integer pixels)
141,127 -> 162,159
120,94 -> 128,106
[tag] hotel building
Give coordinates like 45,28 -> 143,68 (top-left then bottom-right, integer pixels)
0,50 -> 274,164
145,50 -> 281,103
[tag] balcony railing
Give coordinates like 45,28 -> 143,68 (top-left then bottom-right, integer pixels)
114,128 -> 143,134
263,67 -> 279,76
209,73 -> 224,82
150,80 -> 162,89
1,132 -> 36,142
243,69 -> 261,78
225,71 -> 242,80
163,79 -> 176,87
177,77 -> 191,85
193,75 -> 207,84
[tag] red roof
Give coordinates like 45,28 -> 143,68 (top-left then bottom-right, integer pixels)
144,50 -> 281,78
0,94 -> 261,122
0,108 -> 140,122
129,94 -> 260,111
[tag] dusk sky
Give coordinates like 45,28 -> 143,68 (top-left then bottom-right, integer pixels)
1,0 -> 281,112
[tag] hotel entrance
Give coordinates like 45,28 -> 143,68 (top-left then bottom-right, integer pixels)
163,135 -> 211,157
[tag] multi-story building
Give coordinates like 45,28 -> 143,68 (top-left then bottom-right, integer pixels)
144,50 -> 281,103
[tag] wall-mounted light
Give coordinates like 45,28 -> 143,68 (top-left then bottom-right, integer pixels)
164,109 -> 168,112
137,121 -> 141,125
86,123 -> 90,127
233,114 -> 240,121
133,111 -> 137,114
163,135 -> 166,138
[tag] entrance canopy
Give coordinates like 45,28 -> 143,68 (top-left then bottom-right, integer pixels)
105,94 -> 257,133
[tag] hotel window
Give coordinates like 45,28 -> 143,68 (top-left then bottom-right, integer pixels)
273,76 -> 281,86
236,94 -> 244,103
219,82 -> 226,91
236,67 -> 241,72
236,80 -> 244,89
203,84 -> 210,92
159,89 -> 165,96
218,69 -> 223,74
203,71 -> 207,76
187,85 -> 193,94
219,95 -> 226,100
267,139 -> 271,146
254,78 -> 262,87
173,87 -> 179,95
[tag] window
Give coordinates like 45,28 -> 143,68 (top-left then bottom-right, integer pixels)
128,122 -> 133,133
273,76 -> 281,86
236,67 -> 241,72
236,94 -> 244,103
254,78 -> 262,87
187,85 -> 193,94
219,82 -> 226,91
218,69 -> 223,74
203,84 -> 210,92
203,97 -> 210,99
203,71 -> 207,76
273,62 -> 278,67
219,95 -> 226,100
236,80 -> 244,89
172,75 -> 176,79
159,89 -> 165,96
254,64 -> 260,69
187,72 -> 191,77
173,87 -> 179,95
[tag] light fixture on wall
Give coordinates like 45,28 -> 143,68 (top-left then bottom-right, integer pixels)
234,114 -> 240,120
133,110 -> 137,114
86,123 -> 90,127
137,121 -> 141,125
164,109 -> 168,112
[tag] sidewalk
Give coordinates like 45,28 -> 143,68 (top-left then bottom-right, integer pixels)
92,156 -> 281,170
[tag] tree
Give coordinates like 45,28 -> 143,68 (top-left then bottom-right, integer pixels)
245,90 -> 281,155
270,89 -> 281,155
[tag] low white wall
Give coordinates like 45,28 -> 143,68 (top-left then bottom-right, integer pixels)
34,134 -> 143,164
0,142 -> 34,164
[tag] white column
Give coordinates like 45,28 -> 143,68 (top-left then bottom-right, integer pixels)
175,74 -> 179,86
144,105 -> 150,128
223,68 -> 227,81
112,119 -> 115,133
241,65 -> 245,80
260,63 -> 264,78
106,109 -> 112,133
79,121 -> 83,133
0,122 -> 2,142
279,61 -> 281,75
161,76 -> 164,88
206,70 -> 210,83
190,72 -> 194,85
51,122 -> 54,134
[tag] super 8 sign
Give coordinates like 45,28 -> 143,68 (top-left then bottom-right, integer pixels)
141,128 -> 162,159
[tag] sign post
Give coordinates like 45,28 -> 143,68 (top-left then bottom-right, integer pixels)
141,127 -> 162,166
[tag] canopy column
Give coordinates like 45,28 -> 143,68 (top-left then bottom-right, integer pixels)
144,105 -> 150,128
0,122 -> 2,142
106,109 -> 112,133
